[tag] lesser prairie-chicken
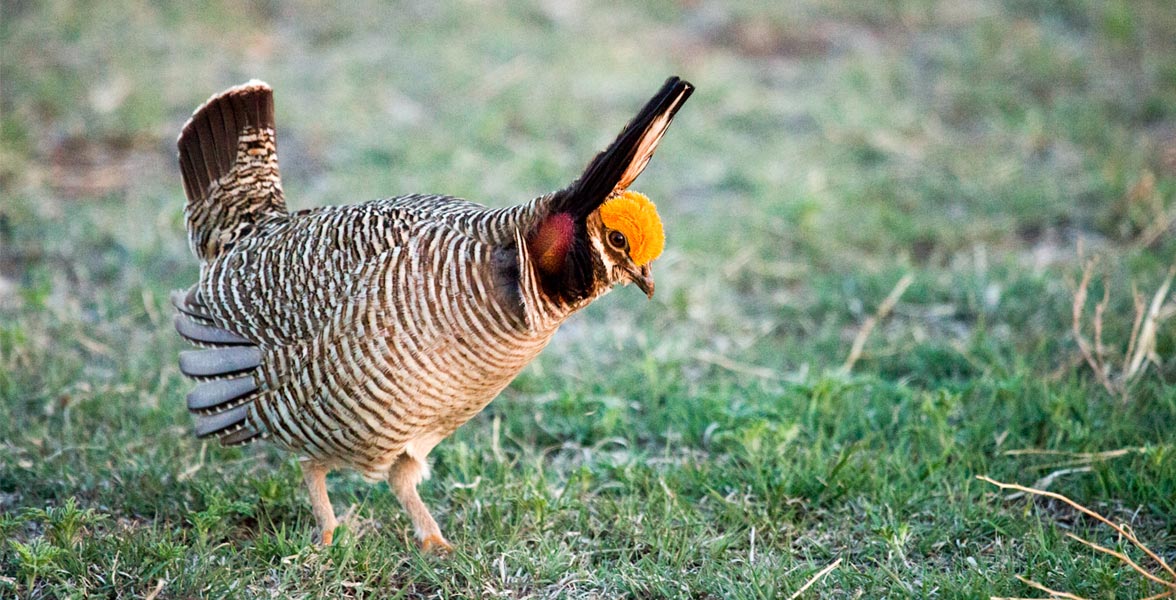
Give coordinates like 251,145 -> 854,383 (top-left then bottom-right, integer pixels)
173,77 -> 693,549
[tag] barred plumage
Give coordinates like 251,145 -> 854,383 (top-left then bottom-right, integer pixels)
173,77 -> 693,549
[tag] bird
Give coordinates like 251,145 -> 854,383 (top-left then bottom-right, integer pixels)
171,76 -> 693,550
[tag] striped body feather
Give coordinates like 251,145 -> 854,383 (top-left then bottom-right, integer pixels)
187,195 -> 587,476
173,78 -> 692,488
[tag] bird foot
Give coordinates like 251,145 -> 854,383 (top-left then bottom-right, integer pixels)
419,534 -> 452,553
319,528 -> 335,546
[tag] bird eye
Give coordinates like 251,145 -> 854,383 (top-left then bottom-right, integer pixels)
607,229 -> 627,250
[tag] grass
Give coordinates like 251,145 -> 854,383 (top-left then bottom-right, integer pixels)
2,0 -> 1175,597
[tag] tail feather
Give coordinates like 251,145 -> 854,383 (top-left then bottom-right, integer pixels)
178,80 -> 287,260
551,77 -> 693,219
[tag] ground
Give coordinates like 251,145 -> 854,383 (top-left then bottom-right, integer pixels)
1,0 -> 1175,598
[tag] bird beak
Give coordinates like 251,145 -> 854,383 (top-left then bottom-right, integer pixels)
629,263 -> 655,299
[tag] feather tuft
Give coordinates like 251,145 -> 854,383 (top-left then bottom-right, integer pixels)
550,77 -> 693,220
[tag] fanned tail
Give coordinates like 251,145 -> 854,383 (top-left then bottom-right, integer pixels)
178,80 -> 288,261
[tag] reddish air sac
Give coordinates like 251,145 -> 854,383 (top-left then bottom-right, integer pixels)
530,212 -> 575,275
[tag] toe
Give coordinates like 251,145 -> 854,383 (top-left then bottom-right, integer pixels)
419,534 -> 452,553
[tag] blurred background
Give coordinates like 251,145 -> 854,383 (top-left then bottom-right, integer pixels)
3,1 -> 1174,366
1,0 -> 1174,597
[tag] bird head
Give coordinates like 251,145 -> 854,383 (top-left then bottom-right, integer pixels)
528,77 -> 692,305
589,190 -> 664,297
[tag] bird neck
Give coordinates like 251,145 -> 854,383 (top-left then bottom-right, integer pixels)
509,204 -> 611,331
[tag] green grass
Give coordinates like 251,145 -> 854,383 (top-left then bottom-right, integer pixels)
2,0 -> 1175,597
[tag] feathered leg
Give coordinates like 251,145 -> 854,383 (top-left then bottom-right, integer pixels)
389,454 -> 450,552
300,460 -> 338,545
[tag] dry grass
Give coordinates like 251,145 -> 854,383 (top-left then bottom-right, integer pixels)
981,475 -> 1176,600
2,0 -> 1174,597
1071,256 -> 1175,400
840,272 -> 914,374
788,558 -> 842,600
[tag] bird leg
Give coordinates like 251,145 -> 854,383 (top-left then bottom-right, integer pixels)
389,454 -> 450,552
300,460 -> 338,545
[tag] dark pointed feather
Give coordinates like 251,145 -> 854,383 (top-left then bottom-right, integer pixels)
552,77 -> 694,219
